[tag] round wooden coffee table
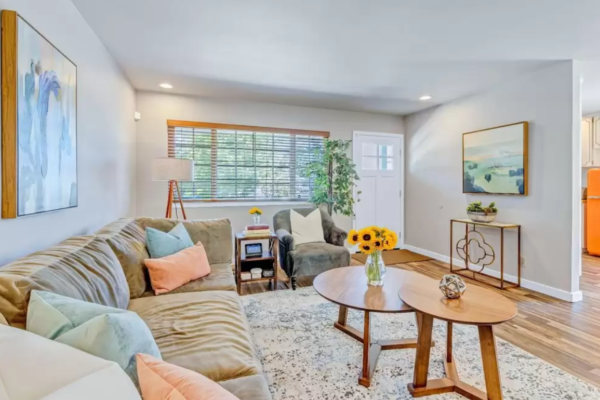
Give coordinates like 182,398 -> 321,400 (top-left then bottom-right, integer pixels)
314,266 -> 435,387
398,277 -> 517,400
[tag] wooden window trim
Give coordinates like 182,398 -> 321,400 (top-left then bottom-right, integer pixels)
167,120 -> 330,138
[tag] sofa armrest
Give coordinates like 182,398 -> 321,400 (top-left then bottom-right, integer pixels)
327,225 -> 347,247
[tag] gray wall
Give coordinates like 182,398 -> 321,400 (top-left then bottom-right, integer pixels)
0,0 -> 137,265
404,61 -> 581,299
135,91 -> 404,234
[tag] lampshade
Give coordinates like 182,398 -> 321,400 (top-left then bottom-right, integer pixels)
152,158 -> 194,181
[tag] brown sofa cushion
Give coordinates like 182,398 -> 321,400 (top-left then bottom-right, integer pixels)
219,375 -> 272,400
139,262 -> 235,297
0,236 -> 129,328
136,218 -> 232,265
97,218 -> 150,298
128,291 -> 261,382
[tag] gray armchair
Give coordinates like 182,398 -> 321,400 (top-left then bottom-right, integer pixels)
273,208 -> 350,290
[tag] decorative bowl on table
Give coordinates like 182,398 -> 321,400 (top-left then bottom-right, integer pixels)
467,211 -> 497,223
466,201 -> 498,223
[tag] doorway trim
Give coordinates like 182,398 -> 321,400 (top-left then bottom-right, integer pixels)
352,131 -> 405,249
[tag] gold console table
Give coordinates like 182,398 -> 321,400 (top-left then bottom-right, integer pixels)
450,219 -> 521,290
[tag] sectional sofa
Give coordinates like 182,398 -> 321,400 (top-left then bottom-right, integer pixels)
0,217 -> 271,400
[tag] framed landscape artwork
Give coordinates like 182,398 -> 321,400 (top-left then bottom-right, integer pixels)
1,11 -> 77,219
463,122 -> 528,196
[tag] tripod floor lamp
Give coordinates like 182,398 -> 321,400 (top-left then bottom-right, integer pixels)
152,158 -> 194,220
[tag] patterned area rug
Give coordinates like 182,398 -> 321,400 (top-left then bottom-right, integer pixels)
241,287 -> 600,400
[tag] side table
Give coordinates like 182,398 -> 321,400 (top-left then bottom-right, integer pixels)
450,219 -> 521,290
399,278 -> 518,399
235,232 -> 279,294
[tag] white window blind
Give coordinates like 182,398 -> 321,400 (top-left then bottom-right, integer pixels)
167,121 -> 329,201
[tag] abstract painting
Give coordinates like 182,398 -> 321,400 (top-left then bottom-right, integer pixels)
2,11 -> 77,218
463,122 -> 528,196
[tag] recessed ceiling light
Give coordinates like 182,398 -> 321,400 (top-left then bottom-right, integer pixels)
159,83 -> 173,89
419,95 -> 432,101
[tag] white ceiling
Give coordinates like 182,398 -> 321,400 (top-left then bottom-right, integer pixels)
71,0 -> 600,115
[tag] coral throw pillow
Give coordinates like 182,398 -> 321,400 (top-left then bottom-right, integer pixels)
136,354 -> 239,400
144,243 -> 210,295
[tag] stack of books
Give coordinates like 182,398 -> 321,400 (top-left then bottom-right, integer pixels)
243,225 -> 270,237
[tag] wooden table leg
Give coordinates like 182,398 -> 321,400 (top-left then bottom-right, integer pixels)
479,325 -> 503,400
408,314 -> 454,397
333,308 -> 426,388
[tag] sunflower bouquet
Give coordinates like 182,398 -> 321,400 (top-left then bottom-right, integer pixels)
347,226 -> 398,286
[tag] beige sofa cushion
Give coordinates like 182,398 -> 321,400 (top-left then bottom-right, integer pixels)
97,219 -> 150,298
0,236 -> 129,328
128,291 -> 261,382
0,324 -> 140,400
219,375 -> 272,400
139,262 -> 235,297
136,218 -> 233,265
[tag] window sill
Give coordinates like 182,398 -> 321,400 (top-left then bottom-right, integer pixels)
174,201 -> 313,209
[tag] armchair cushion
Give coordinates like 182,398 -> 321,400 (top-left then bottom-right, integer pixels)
287,243 -> 350,278
290,209 -> 325,246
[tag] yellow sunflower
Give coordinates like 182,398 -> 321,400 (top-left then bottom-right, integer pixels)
359,228 -> 377,244
359,242 -> 375,255
347,229 -> 360,245
384,231 -> 398,250
373,239 -> 385,250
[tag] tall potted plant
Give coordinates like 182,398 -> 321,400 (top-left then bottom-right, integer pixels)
305,139 -> 359,217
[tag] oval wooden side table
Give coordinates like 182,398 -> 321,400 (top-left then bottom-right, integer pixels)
398,279 -> 517,400
314,267 -> 435,388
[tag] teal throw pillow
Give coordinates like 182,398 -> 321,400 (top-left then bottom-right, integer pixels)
146,222 -> 194,259
26,290 -> 161,388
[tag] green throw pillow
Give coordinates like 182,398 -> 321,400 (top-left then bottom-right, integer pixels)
146,222 -> 194,258
26,290 -> 161,388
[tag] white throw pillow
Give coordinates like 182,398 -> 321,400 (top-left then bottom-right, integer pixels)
291,209 -> 326,246
0,324 -> 140,400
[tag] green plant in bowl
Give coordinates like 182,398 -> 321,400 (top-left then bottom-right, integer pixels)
466,202 -> 498,222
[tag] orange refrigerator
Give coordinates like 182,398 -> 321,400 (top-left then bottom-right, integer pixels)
588,169 -> 600,256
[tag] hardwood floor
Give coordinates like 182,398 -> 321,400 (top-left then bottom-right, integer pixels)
239,253 -> 600,389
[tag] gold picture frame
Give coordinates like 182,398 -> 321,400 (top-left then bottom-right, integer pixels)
1,10 -> 78,219
462,122 -> 528,196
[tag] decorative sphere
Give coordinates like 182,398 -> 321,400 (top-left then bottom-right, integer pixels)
439,274 -> 467,299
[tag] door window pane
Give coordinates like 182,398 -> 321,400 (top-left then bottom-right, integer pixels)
362,143 -> 377,156
380,158 -> 394,170
379,144 -> 394,157
362,156 -> 378,170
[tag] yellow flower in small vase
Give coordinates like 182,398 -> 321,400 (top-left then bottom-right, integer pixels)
249,207 -> 263,225
347,229 -> 360,245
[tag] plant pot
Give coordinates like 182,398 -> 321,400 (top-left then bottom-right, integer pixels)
252,214 -> 261,225
467,211 -> 497,223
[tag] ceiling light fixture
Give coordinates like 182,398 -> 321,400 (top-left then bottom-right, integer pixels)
419,95 -> 432,101
159,83 -> 173,89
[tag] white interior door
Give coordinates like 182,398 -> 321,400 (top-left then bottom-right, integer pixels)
353,131 -> 403,248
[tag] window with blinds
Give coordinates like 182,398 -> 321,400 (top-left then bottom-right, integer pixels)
167,121 -> 329,201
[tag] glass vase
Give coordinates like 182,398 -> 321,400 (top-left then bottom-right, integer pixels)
252,214 -> 261,225
365,250 -> 386,286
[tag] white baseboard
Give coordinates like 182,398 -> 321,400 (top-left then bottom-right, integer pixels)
402,244 -> 583,303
